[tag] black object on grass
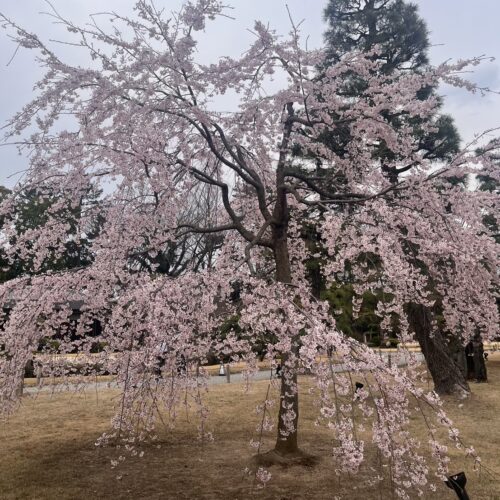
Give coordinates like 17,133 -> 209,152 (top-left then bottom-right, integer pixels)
445,472 -> 470,500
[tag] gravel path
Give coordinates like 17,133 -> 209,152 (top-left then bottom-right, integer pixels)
23,351 -> 424,394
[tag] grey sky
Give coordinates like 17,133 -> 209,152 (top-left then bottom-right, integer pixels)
1,0 -> 499,188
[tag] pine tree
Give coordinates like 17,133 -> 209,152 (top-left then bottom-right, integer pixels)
324,0 -> 429,72
322,0 -> 460,167
319,0 -> 471,395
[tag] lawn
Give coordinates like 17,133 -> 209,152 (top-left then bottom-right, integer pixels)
1,355 -> 500,499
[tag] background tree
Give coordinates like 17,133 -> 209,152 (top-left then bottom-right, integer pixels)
477,140 -> 500,243
130,183 -> 223,276
0,1 -> 497,494
0,185 -> 101,282
316,0 -> 476,395
324,0 -> 428,72
322,0 -> 460,163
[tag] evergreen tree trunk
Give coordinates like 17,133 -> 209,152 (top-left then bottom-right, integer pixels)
446,334 -> 468,379
407,303 -> 470,397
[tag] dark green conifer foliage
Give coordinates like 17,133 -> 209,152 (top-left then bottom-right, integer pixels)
313,0 -> 462,349
321,0 -> 460,167
324,0 -> 429,73
0,186 -> 101,282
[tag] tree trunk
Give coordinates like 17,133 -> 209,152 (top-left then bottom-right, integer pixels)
261,120 -> 317,464
272,234 -> 300,455
252,234 -> 317,467
274,351 -> 299,454
447,334 -> 468,379
407,303 -> 470,397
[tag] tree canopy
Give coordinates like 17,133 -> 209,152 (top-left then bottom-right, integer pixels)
0,1 -> 498,494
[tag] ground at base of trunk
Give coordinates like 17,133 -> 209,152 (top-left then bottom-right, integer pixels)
436,383 -> 471,400
252,448 -> 319,468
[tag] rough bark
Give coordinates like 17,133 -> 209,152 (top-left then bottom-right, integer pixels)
265,143 -> 312,460
272,228 -> 301,455
447,334 -> 468,379
274,350 -> 300,455
259,104 -> 317,464
407,303 -> 470,397
254,222 -> 317,466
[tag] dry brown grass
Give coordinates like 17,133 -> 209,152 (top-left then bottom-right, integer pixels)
1,356 -> 500,499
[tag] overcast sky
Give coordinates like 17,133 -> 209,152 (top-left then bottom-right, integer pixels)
1,0 -> 499,188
